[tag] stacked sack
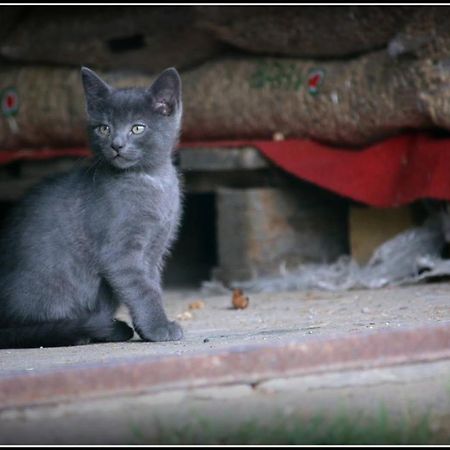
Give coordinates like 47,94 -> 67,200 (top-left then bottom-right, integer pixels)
0,6 -> 449,150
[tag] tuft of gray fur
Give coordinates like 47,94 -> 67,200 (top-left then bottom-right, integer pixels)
0,67 -> 184,348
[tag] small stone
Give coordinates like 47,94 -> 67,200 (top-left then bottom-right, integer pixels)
177,311 -> 193,321
273,132 -> 285,141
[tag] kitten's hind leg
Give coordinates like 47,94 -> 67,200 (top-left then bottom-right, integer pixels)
111,319 -> 134,341
91,278 -> 135,343
0,315 -> 132,349
91,319 -> 134,343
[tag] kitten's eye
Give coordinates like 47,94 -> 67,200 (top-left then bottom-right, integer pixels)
131,124 -> 146,135
96,125 -> 110,136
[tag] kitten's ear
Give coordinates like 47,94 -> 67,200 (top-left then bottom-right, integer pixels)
81,66 -> 111,101
147,67 -> 181,116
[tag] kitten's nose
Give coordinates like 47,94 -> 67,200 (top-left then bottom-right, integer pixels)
111,138 -> 124,153
111,142 -> 124,152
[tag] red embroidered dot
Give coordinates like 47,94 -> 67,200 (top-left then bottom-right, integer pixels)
309,74 -> 321,88
6,95 -> 15,109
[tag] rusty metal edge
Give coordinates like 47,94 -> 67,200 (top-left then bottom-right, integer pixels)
0,322 -> 449,411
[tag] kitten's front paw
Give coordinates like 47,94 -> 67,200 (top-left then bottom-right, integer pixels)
144,320 -> 184,342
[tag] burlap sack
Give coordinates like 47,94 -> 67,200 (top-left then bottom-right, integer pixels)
0,66 -> 84,148
180,51 -> 430,145
388,7 -> 450,61
195,6 -> 417,59
0,6 -> 223,74
417,58 -> 450,131
0,52 -> 436,150
0,65 -> 153,149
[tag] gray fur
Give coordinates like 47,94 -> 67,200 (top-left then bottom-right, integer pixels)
0,67 -> 184,347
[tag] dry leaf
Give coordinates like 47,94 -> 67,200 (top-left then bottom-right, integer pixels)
188,300 -> 205,310
232,288 -> 249,309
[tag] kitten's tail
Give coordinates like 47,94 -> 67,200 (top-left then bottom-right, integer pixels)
0,314 -> 130,349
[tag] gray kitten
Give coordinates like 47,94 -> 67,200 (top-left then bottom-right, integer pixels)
0,67 -> 184,348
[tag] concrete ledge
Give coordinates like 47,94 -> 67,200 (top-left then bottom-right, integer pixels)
1,322 -> 449,411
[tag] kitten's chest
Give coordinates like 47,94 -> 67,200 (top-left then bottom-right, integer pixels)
138,173 -> 180,221
111,171 -> 180,226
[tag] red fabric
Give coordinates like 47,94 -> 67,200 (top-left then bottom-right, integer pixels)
183,132 -> 450,208
2,132 -> 450,207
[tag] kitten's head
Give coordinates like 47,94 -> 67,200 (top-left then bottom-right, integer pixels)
81,66 -> 182,171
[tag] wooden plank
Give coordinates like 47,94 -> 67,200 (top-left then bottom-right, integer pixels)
178,147 -> 269,171
350,206 -> 417,265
